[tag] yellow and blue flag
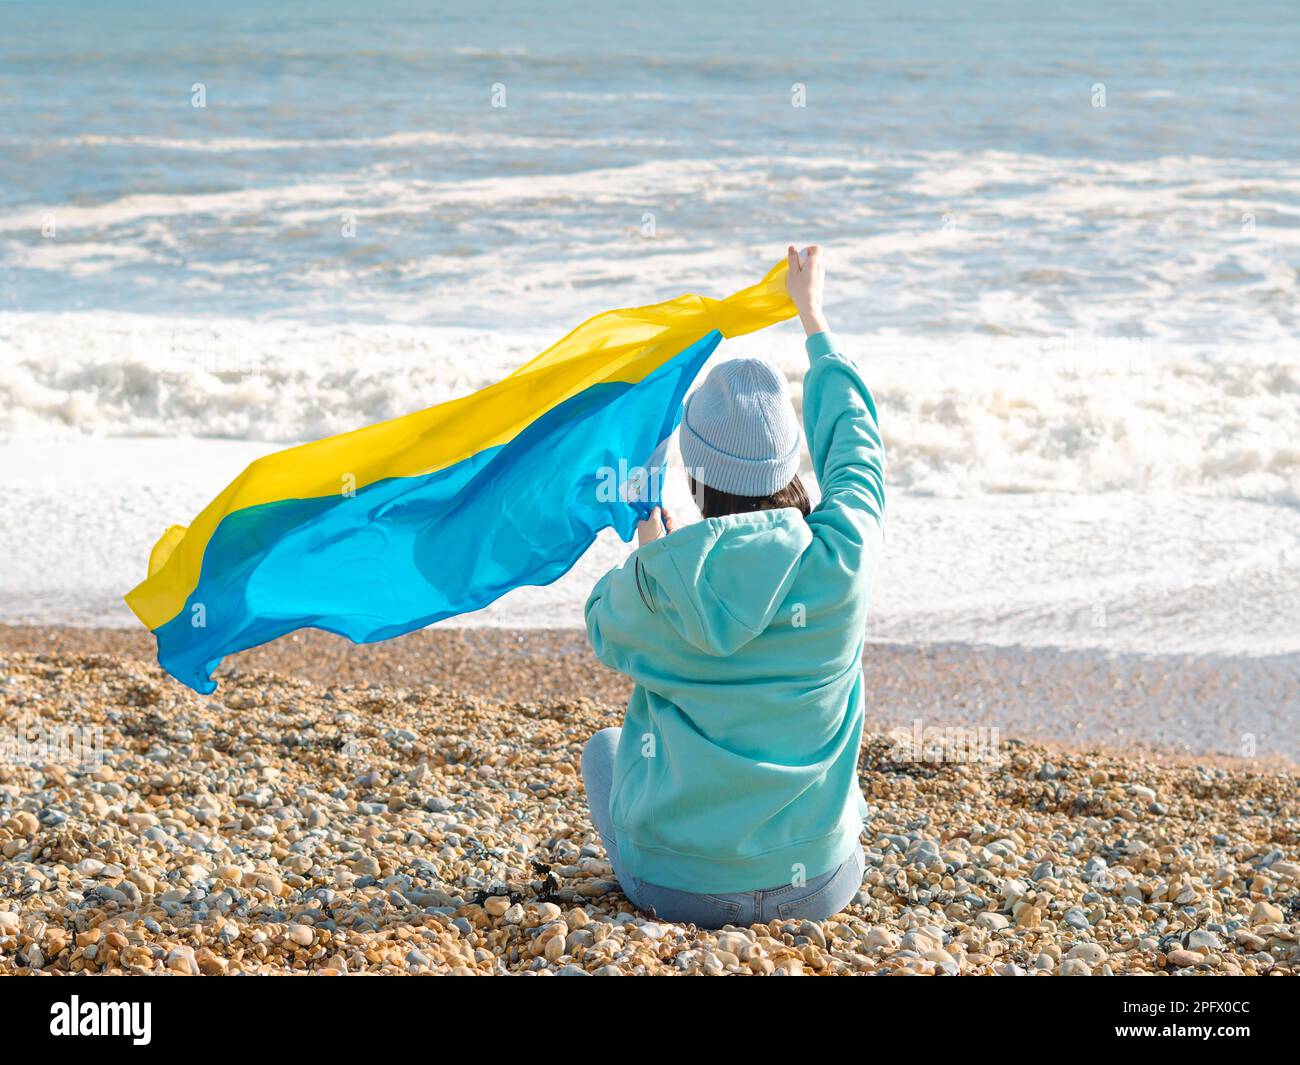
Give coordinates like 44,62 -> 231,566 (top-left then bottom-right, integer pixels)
125,262 -> 796,692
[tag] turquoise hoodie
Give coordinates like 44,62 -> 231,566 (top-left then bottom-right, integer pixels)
584,331 -> 886,893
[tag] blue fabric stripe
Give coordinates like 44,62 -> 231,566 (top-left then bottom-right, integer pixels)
154,332 -> 722,692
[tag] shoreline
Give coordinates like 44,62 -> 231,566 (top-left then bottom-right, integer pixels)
7,437 -> 1298,657
2,624 -> 1296,770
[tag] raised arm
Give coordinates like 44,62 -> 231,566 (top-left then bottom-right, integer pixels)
786,245 -> 886,568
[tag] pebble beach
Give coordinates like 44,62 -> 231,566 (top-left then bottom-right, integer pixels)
4,0 -> 1299,994
2,628 -> 1297,976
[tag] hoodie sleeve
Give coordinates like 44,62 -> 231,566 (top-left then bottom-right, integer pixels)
802,331 -> 886,571
583,549 -> 665,674
583,543 -> 683,677
584,566 -> 624,671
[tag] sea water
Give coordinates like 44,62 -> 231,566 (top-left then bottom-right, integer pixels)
0,0 -> 1297,661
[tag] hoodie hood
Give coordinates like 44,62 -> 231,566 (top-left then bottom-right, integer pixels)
633,509 -> 813,656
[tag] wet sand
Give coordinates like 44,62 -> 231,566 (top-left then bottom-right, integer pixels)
2,625 -> 1295,768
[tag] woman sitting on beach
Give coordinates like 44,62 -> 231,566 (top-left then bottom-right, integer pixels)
582,245 -> 887,928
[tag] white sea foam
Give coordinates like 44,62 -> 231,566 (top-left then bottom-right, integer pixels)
4,148 -> 1297,341
3,313 -> 1296,506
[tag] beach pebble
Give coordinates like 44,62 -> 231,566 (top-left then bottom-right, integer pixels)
866,927 -> 900,951
1250,902 -> 1284,925
1066,943 -> 1107,965
795,921 -> 826,949
1166,949 -> 1204,968
899,928 -> 943,953
286,924 -> 314,946
350,857 -> 381,878
716,932 -> 749,955
907,839 -> 943,867
1185,930 -> 1222,952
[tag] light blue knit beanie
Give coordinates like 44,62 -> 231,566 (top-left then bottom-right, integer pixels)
679,357 -> 801,496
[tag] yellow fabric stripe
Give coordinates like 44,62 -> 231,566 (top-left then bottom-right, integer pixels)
123,260 -> 796,632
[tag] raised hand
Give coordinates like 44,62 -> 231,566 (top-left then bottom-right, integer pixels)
786,244 -> 829,337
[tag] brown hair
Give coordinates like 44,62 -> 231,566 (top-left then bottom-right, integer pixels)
688,474 -> 811,521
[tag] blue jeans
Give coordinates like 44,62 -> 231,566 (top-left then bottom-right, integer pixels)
580,727 -> 865,929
